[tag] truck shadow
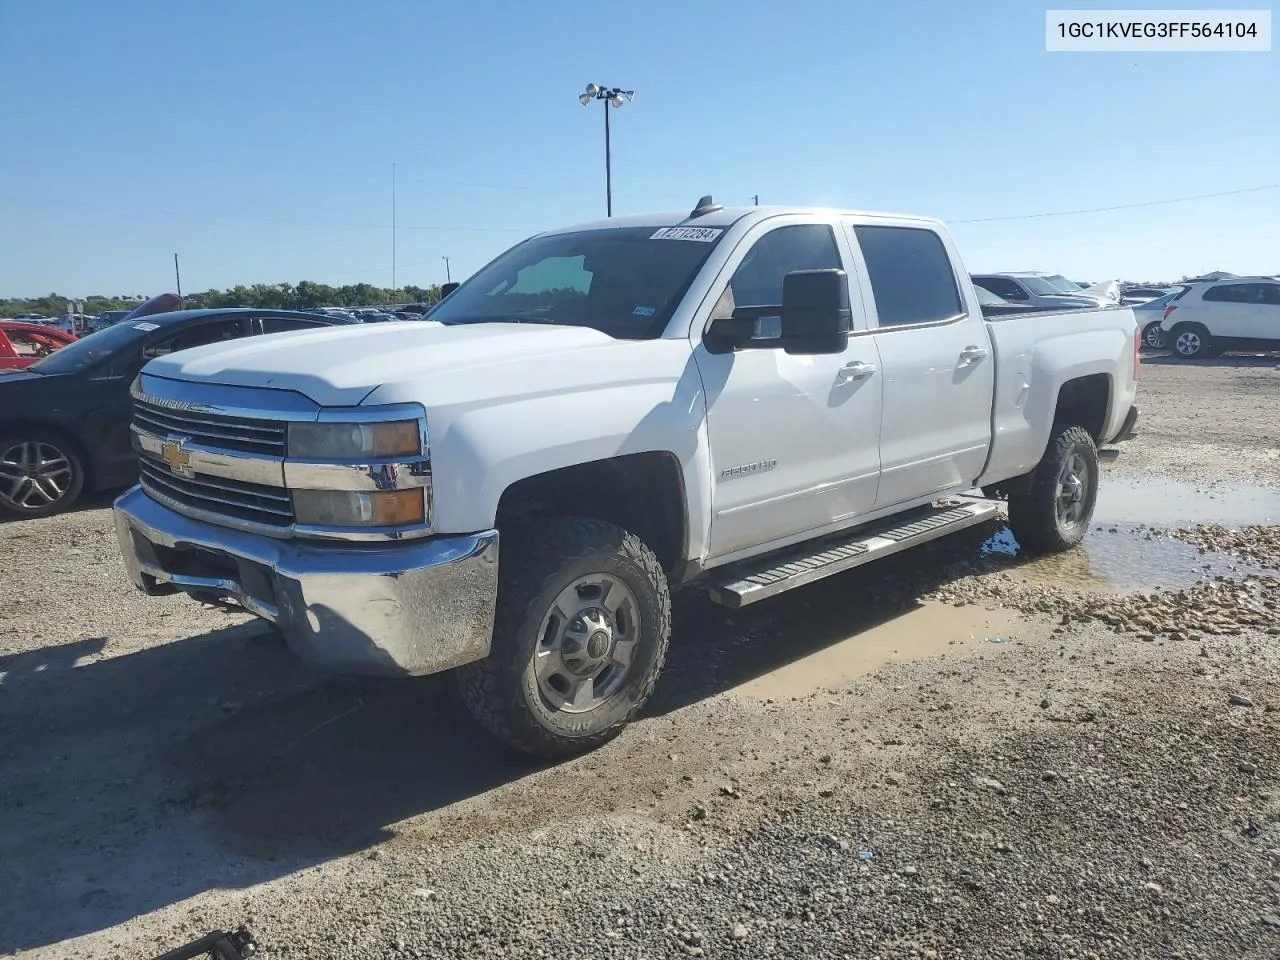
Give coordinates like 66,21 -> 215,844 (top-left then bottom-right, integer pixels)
0,522 -> 1002,953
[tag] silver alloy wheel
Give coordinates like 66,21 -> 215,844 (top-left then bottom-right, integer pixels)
1143,323 -> 1165,349
1175,330 -> 1202,356
0,441 -> 74,511
1054,452 -> 1089,530
534,573 -> 640,714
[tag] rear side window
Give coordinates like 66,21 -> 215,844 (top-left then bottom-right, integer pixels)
1262,284 -> 1280,305
1203,283 -> 1265,304
856,226 -> 963,327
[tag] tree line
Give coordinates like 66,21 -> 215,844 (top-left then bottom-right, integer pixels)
2,281 -> 447,319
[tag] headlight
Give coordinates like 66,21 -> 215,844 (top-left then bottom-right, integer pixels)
293,488 -> 425,527
288,420 -> 420,459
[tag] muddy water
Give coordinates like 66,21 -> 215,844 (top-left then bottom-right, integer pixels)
733,601 -> 1022,701
983,476 -> 1278,593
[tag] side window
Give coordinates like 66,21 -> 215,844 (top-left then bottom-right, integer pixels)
1261,284 -> 1280,306
143,319 -> 245,359
258,317 -> 326,335
714,224 -> 842,318
855,226 -> 963,328
1203,284 -> 1252,303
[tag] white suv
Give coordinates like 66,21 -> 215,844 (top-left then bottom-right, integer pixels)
1159,278 -> 1280,359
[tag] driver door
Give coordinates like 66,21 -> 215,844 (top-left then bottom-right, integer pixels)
692,219 -> 883,562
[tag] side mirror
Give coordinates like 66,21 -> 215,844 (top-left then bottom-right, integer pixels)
779,269 -> 851,355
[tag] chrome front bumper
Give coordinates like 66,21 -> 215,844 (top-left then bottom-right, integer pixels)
113,486 -> 499,677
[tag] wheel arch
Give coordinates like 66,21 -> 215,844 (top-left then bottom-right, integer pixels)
494,452 -> 690,579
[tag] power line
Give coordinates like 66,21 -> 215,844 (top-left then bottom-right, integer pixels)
952,183 -> 1280,224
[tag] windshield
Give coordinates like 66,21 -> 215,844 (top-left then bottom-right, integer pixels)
1020,276 -> 1068,296
973,285 -> 1005,305
28,319 -> 154,374
1044,274 -> 1082,293
425,226 -> 724,339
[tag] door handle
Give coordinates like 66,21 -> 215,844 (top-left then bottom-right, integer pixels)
837,360 -> 877,382
959,344 -> 989,364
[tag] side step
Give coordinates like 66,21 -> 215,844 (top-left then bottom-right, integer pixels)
707,499 -> 1001,609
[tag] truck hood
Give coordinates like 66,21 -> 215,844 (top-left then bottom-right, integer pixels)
141,321 -> 659,407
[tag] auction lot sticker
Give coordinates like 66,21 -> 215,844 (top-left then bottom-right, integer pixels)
651,227 -> 723,241
1046,9 -> 1271,50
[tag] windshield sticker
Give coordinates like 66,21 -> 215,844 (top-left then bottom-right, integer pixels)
651,226 -> 722,242
133,322 -> 160,331
632,305 -> 656,317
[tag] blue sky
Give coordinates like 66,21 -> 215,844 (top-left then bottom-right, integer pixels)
1,0 -> 1276,297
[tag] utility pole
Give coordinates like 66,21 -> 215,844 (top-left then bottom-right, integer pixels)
174,253 -> 182,298
441,256 -> 452,283
752,195 -> 759,206
391,162 -> 397,293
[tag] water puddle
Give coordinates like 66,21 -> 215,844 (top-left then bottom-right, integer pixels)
981,524 -> 1262,592
1091,477 -> 1280,527
732,601 -> 1023,701
982,476 -> 1277,593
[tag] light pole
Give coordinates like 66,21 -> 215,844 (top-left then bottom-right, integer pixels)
442,256 -> 451,283
578,84 -> 634,217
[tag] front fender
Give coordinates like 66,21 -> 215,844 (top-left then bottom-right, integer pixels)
375,344 -> 713,566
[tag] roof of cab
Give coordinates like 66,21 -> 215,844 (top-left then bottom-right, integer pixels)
535,203 -> 944,238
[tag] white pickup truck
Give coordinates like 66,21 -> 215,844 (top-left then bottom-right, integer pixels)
114,198 -> 1140,758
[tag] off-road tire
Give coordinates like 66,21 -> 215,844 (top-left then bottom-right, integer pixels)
0,429 -> 86,520
1007,424 -> 1098,555
457,517 -> 672,759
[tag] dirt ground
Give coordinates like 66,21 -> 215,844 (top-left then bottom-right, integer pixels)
2,354 -> 1280,959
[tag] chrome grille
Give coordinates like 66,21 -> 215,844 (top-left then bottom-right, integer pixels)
139,458 -> 294,529
134,399 -> 287,456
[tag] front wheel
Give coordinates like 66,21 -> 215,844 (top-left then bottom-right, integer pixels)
457,517 -> 672,759
1007,424 -> 1099,555
0,431 -> 86,519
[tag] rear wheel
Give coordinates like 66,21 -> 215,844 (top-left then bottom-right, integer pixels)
1171,323 -> 1211,360
1007,424 -> 1098,555
1141,320 -> 1166,350
0,431 -> 85,519
457,517 -> 672,759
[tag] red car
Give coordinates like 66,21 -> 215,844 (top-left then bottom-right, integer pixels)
0,322 -> 76,370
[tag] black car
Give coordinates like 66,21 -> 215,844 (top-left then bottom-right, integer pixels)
0,308 -> 356,519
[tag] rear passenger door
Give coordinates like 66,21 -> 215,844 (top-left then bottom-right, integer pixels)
844,221 -> 994,509
1200,283 -> 1261,339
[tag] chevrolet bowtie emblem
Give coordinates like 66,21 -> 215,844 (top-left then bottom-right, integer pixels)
160,439 -> 193,477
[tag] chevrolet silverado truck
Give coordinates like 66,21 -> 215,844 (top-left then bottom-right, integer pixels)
114,197 -> 1140,758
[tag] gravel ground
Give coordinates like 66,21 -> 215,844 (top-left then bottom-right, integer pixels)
2,357 -> 1280,959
